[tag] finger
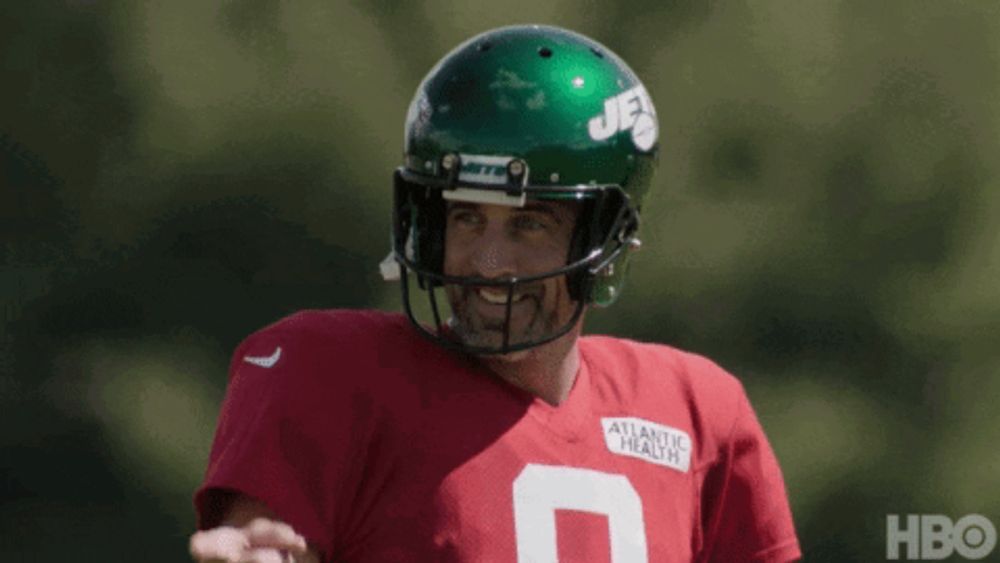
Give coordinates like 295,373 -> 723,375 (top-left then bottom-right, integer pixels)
243,518 -> 308,554
189,527 -> 250,561
239,547 -> 292,563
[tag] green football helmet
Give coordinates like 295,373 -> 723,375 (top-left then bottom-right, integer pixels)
386,24 -> 659,354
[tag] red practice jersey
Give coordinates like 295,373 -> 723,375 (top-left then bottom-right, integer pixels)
196,310 -> 800,562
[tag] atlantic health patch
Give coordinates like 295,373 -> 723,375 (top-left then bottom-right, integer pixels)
601,417 -> 692,473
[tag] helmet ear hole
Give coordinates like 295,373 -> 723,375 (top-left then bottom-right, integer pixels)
414,190 -> 445,283
563,188 -> 635,303
591,253 -> 633,308
393,174 -> 447,287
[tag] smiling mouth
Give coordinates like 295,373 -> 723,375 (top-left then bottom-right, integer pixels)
475,287 -> 530,305
464,286 -> 542,324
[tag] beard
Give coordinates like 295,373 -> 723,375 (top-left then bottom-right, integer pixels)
445,282 -> 567,350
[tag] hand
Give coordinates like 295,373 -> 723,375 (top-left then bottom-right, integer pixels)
189,517 -> 310,563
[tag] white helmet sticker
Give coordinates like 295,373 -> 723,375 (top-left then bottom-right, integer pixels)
443,187 -> 527,208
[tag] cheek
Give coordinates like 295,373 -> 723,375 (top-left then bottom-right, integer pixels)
442,231 -> 464,275
542,275 -> 571,307
443,246 -> 456,275
524,239 -> 572,272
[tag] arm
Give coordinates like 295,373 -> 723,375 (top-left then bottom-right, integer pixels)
194,322 -> 340,561
189,494 -> 321,563
698,387 -> 801,563
194,313 -> 381,561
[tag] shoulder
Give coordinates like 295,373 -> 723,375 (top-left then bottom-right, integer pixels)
581,334 -> 746,404
230,309 -> 424,387
236,309 -> 413,361
246,308 -> 410,343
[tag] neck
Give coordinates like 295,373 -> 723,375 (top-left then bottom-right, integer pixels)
478,324 -> 582,406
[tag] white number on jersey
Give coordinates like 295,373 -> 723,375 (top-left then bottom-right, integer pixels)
512,464 -> 648,562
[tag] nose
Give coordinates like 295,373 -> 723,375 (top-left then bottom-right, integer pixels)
469,223 -> 518,279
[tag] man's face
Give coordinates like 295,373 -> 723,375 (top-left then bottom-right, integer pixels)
443,198 -> 581,351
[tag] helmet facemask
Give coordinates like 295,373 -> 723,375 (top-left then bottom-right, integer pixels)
391,169 -> 638,355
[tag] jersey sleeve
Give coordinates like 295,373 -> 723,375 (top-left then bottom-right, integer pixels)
194,313 -> 377,558
698,385 -> 801,563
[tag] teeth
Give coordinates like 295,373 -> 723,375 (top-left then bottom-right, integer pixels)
478,288 -> 524,304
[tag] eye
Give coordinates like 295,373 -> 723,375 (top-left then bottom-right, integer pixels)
512,214 -> 549,232
448,208 -> 483,227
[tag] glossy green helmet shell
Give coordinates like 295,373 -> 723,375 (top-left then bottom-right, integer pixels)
390,24 -> 659,353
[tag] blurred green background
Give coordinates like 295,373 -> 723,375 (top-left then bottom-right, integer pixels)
3,1 -> 999,561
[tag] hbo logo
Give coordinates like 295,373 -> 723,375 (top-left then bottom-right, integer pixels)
887,514 -> 997,560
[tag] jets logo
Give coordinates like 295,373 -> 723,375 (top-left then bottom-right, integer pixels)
588,85 -> 658,152
458,154 -> 511,185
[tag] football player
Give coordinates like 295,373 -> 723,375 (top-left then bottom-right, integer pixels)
190,25 -> 801,563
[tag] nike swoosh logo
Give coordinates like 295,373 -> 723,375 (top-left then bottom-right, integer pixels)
243,346 -> 282,368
